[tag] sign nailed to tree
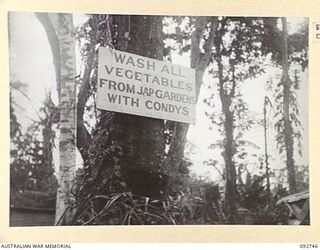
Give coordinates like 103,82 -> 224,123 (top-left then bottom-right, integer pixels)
97,47 -> 196,123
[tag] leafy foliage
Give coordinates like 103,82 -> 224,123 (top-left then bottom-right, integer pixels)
62,192 -> 176,225
273,71 -> 305,158
167,179 -> 225,224
10,82 -> 57,209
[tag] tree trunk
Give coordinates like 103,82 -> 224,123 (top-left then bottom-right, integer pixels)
124,15 -> 166,199
42,116 -> 53,176
88,15 -> 166,200
53,13 -> 77,225
163,17 -> 218,195
263,97 -> 271,204
281,17 -> 296,194
78,16 -> 218,201
221,96 -> 237,223
216,32 -> 237,223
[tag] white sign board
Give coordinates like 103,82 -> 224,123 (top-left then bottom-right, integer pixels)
97,47 -> 196,123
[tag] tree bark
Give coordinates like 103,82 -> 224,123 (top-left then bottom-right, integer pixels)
216,29 -> 237,223
263,97 -> 272,204
76,46 -> 94,165
52,13 -> 77,225
89,15 -> 166,200
281,17 -> 297,194
220,93 -> 237,223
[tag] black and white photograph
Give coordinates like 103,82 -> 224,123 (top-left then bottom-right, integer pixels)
8,12 -> 309,227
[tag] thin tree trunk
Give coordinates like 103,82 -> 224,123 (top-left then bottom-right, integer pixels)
163,17 -> 218,195
216,31 -> 237,223
221,97 -> 237,223
76,47 -> 94,164
263,97 -> 271,204
42,117 -> 53,174
281,17 -> 296,194
53,13 -> 77,225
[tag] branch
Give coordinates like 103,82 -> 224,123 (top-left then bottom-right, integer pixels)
35,12 -> 61,99
191,17 -> 218,98
200,17 -> 218,70
76,40 -> 96,163
11,86 -> 43,121
230,61 -> 236,98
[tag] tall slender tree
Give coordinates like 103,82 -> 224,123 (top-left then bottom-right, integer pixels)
37,13 -> 77,224
163,17 -> 218,195
54,13 -> 77,225
281,17 -> 296,193
273,17 -> 308,194
206,17 -> 268,222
